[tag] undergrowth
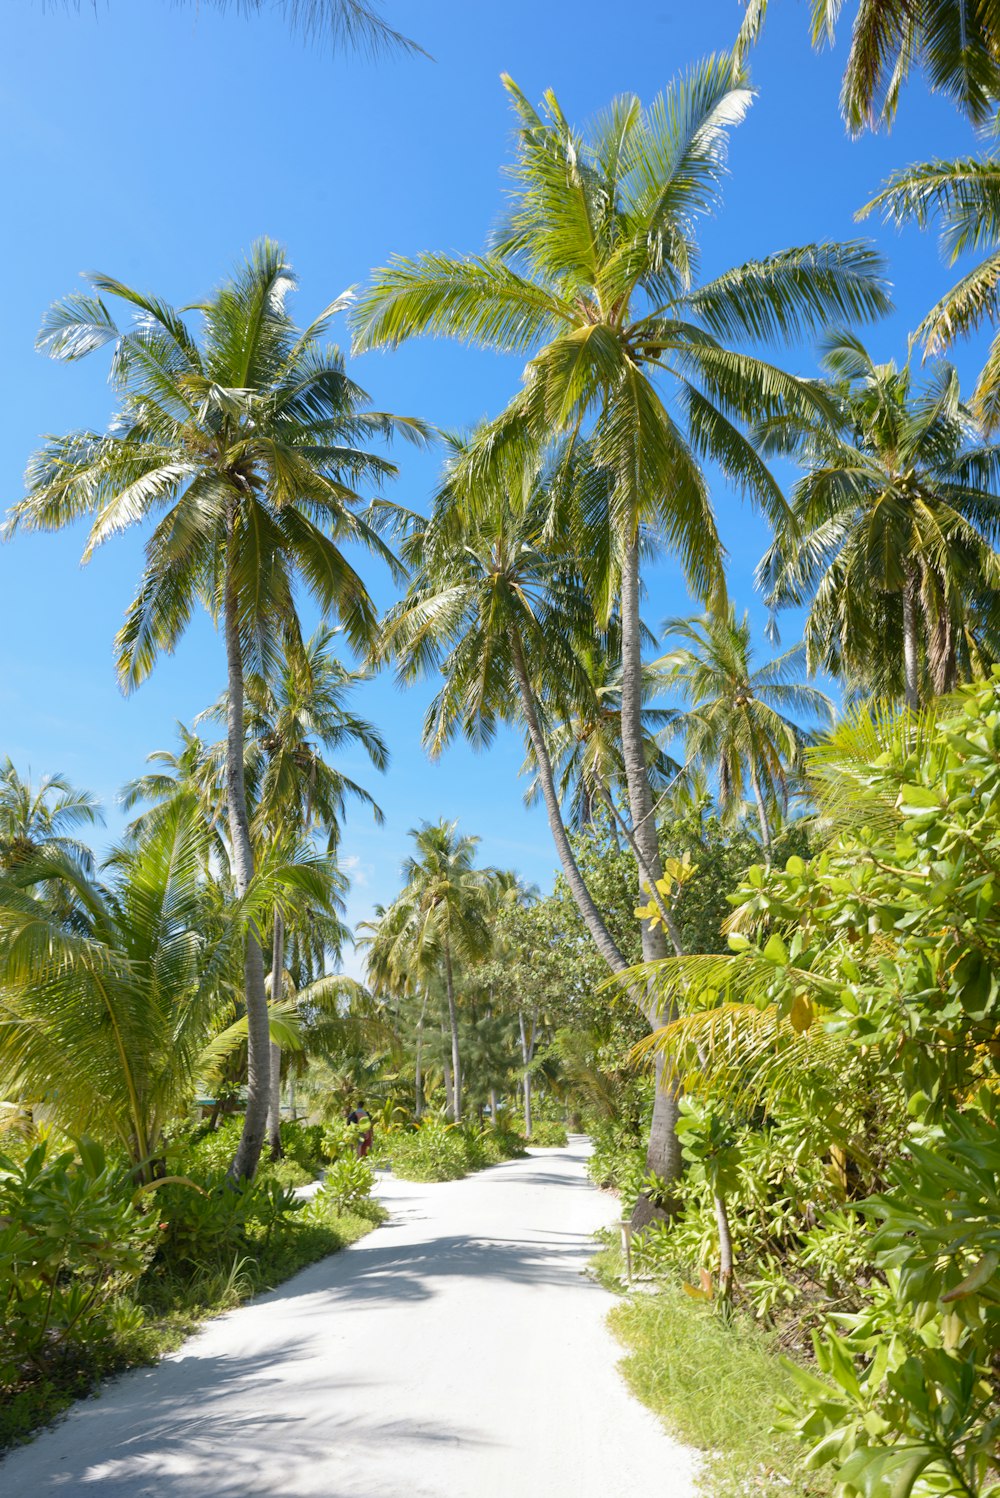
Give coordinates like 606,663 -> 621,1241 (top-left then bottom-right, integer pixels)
608,1286 -> 834,1498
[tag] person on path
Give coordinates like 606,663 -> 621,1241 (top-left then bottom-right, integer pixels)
347,1104 -> 374,1159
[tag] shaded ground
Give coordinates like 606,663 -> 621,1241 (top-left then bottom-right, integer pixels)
0,1137 -> 698,1497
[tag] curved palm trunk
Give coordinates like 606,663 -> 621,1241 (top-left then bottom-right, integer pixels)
620,537 -> 682,1227
595,777 -> 683,956
902,568 -> 921,712
267,905 -> 284,1161
444,940 -> 462,1122
510,628 -> 627,972
749,763 -> 773,869
224,540 -> 271,1185
415,989 -> 428,1119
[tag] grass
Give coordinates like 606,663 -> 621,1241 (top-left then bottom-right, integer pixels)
608,1285 -> 834,1498
0,1202 -> 383,1454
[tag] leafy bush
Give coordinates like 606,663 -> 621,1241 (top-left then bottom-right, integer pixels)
152,1171 -> 304,1272
321,1155 -> 377,1216
780,1109 -> 1000,1498
278,1120 -> 326,1172
475,1124 -> 528,1164
388,1121 -> 469,1182
522,1119 -> 568,1147
0,1140 -> 155,1388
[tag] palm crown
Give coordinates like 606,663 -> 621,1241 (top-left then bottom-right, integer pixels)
757,333 -> 1000,707
654,605 -> 834,857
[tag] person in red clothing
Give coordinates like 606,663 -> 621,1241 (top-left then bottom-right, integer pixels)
346,1105 -> 373,1159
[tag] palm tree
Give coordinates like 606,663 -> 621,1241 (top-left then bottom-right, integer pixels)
0,802 -> 250,1179
5,239 -> 422,1180
521,626 -> 679,839
654,606 -> 834,864
757,333 -> 1000,710
378,436 -> 628,979
862,160 -> 1000,428
388,821 -> 492,1122
353,65 -> 888,1210
120,723 -> 230,869
228,628 -> 386,1158
735,0 -> 1000,131
0,759 -> 101,872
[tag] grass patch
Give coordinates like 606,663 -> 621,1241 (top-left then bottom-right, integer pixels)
609,1286 -> 834,1498
0,1203 -> 382,1454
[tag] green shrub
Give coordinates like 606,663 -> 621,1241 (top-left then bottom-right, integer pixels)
389,1121 -> 469,1182
0,1140 -> 155,1389
279,1120 -> 326,1171
475,1124 -> 528,1164
258,1157 -> 313,1191
522,1119 -> 568,1147
321,1155 -> 377,1216
152,1170 -> 304,1272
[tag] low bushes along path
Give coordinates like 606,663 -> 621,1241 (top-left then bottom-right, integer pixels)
1,1137 -> 698,1496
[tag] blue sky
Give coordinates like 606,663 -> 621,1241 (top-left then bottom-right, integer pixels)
0,1 -> 986,971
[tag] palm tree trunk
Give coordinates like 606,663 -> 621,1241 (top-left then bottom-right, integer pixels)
415,991 -> 427,1120
714,1191 -> 734,1302
903,568 -> 920,712
510,627 -> 627,972
518,1008 -> 536,1137
749,763 -> 773,869
620,536 -> 682,1227
444,942 -> 462,1123
223,538 -> 270,1185
595,778 -> 683,956
267,905 -> 284,1162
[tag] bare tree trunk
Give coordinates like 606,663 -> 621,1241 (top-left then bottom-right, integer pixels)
224,534 -> 270,1185
489,1087 -> 499,1123
620,537 -> 682,1227
414,991 -> 427,1120
714,1191 -> 734,1302
749,763 -> 773,869
510,627 -> 627,972
518,1008 -> 537,1137
443,940 -> 462,1122
443,1053 -> 454,1119
267,905 -> 284,1161
903,567 -> 921,712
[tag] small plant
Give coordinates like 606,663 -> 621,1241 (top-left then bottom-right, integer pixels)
321,1156 -> 376,1216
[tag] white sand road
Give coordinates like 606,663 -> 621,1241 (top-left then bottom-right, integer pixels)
0,1137 -> 699,1497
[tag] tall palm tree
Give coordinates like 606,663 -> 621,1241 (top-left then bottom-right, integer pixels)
654,606 -> 834,863
388,821 -> 492,1122
353,64 -> 888,1210
227,628 -> 386,1157
0,759 -> 101,872
378,435 -> 628,979
735,0 -> 1000,131
863,159 -> 1000,428
757,333 -> 1000,710
5,239 -> 422,1180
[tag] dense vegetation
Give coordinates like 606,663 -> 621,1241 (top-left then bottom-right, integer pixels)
10,1 -> 1000,1489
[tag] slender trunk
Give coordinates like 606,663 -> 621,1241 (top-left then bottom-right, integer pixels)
518,1009 -> 536,1137
289,1073 -> 296,1123
489,1087 -> 498,1123
414,992 -> 427,1120
621,536 -> 682,1226
444,940 -> 461,1122
749,763 -> 773,870
714,1191 -> 734,1301
596,778 -> 683,956
443,1056 -> 454,1119
902,567 -> 920,712
224,533 -> 270,1184
267,905 -> 284,1161
510,627 -> 626,972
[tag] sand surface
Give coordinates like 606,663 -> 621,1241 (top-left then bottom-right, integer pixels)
0,1136 -> 698,1497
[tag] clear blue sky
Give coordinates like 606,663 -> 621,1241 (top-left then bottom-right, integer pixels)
0,1 -> 984,971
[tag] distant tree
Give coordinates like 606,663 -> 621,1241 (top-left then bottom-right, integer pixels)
0,759 -> 101,872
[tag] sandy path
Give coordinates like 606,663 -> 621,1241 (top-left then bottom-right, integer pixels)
0,1137 -> 698,1497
